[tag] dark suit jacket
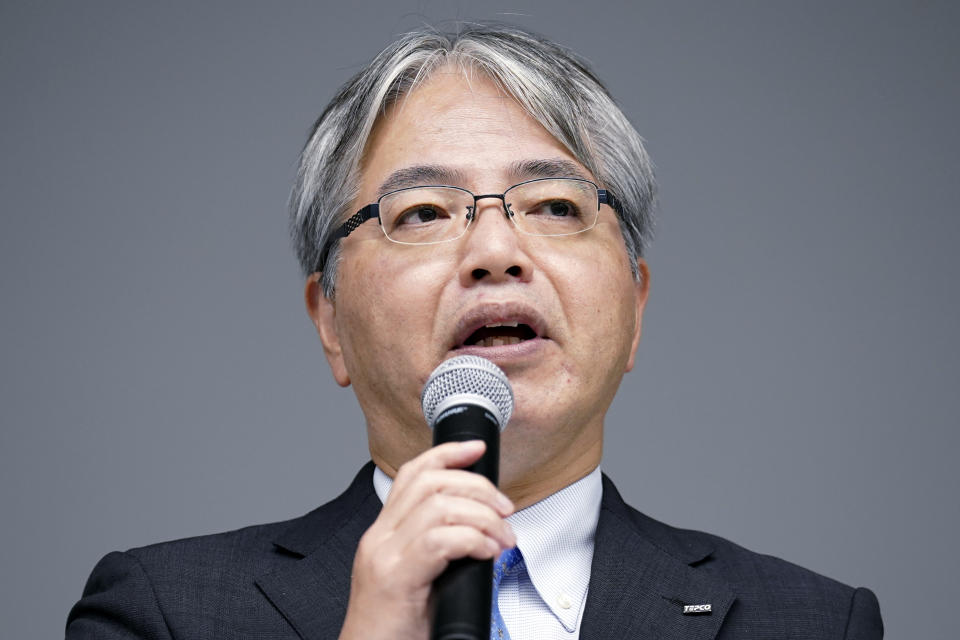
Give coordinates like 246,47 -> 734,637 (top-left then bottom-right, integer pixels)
66,463 -> 883,639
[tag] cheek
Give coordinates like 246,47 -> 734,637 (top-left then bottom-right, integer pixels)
546,242 -> 636,326
577,282 -> 635,350
337,249 -> 450,358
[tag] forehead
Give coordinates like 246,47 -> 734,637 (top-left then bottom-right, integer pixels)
359,70 -> 591,195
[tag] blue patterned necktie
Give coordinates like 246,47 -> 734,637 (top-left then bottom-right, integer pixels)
491,547 -> 524,640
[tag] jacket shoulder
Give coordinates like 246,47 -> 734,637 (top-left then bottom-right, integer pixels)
67,463 -> 379,639
125,461 -> 379,574
602,476 -> 883,638
664,521 -> 883,639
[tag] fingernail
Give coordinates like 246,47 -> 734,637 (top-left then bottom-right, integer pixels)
462,440 -> 485,452
497,493 -> 514,514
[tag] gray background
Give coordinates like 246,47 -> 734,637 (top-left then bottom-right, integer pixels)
1,1 -> 957,638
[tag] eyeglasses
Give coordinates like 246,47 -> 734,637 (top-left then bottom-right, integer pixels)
315,177 -> 618,271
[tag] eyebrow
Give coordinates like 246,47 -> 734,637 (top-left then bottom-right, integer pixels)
375,157 -> 592,196
508,158 -> 592,182
377,165 -> 468,195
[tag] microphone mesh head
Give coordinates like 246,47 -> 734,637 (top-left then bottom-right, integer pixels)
421,355 -> 514,430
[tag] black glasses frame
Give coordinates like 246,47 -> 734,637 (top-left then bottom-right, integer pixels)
314,177 -> 619,272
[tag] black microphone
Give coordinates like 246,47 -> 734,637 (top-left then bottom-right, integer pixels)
421,355 -> 514,640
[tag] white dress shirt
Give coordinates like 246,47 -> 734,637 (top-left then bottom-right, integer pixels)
373,465 -> 603,640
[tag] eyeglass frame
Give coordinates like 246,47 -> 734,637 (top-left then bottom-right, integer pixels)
314,176 -> 619,272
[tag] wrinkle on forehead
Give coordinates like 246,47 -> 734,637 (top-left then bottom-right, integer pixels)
411,98 -> 520,141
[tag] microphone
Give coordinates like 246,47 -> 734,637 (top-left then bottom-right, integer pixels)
421,355 -> 514,640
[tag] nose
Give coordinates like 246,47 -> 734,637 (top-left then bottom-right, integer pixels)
458,198 -> 533,285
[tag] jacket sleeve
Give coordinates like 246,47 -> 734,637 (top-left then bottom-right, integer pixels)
843,587 -> 884,639
66,551 -> 174,640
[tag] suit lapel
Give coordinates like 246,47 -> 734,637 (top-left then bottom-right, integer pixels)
255,463 -> 381,640
580,476 -> 735,640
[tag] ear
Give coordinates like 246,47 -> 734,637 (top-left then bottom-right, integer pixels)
304,273 -> 351,387
624,258 -> 650,373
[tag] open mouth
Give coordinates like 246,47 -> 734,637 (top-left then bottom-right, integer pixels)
451,303 -> 548,354
463,322 -> 538,348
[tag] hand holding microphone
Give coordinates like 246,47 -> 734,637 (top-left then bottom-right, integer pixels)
338,356 -> 514,640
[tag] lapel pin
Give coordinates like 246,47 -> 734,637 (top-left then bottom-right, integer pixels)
682,603 -> 712,615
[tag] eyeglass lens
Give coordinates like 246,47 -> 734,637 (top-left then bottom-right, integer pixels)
379,178 -> 600,244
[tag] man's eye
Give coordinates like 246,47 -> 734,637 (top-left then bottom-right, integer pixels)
396,205 -> 446,225
528,200 -> 581,218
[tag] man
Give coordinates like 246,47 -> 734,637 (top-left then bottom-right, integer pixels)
67,24 -> 883,639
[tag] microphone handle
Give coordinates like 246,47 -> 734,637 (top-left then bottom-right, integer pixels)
431,404 -> 501,640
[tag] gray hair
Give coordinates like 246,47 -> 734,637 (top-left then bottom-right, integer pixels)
289,23 -> 656,297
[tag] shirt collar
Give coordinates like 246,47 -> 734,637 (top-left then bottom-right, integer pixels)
372,465 -> 602,632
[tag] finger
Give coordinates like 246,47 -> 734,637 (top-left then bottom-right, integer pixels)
380,442 -> 513,521
396,440 -> 486,481
404,526 -> 506,584
381,468 -> 514,530
406,468 -> 513,516
392,493 -> 516,549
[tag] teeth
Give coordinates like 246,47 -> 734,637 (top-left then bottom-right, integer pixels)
479,336 -> 522,347
484,321 -> 520,328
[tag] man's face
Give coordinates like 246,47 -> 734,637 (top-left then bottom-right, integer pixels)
307,70 -> 648,492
